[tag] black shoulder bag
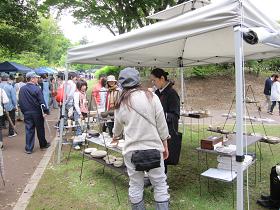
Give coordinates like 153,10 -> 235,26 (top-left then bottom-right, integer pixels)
128,104 -> 161,172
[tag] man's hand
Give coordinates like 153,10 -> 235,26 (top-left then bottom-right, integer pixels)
162,140 -> 169,160
43,114 -> 47,118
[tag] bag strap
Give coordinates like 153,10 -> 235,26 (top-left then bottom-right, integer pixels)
127,104 -> 157,128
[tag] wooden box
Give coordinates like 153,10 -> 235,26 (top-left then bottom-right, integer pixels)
201,136 -> 223,150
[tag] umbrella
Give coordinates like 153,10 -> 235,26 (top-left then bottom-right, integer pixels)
0,61 -> 33,73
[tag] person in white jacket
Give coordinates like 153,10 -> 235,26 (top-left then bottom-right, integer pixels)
0,88 -> 9,149
113,67 -> 170,210
269,74 -> 280,115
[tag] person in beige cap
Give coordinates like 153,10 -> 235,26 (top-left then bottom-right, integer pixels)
104,75 -> 121,137
113,67 -> 170,210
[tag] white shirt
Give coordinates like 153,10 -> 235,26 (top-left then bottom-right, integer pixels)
0,88 -> 9,116
271,81 -> 280,101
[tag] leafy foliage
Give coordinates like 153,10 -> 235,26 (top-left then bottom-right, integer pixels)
95,66 -> 122,78
0,0 -> 40,53
41,0 -> 176,35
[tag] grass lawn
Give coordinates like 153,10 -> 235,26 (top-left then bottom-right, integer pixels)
27,125 -> 280,210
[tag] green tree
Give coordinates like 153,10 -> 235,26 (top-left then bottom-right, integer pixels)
34,16 -> 71,66
0,0 -> 40,53
41,0 -> 176,35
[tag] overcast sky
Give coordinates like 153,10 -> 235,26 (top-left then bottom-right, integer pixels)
57,0 -> 280,44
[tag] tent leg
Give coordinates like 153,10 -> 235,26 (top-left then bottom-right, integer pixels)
234,25 -> 244,210
180,67 -> 186,134
57,63 -> 69,164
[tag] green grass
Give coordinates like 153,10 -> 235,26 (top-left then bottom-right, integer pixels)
27,125 -> 280,210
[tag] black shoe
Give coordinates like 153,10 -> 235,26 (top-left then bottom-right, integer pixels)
40,142 -> 51,150
261,194 -> 271,201
257,199 -> 279,209
25,150 -> 32,154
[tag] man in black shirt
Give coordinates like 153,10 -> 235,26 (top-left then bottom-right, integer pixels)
262,74 -> 276,113
19,72 -> 50,154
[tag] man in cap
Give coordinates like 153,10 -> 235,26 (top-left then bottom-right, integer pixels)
19,72 -> 50,154
0,73 -> 17,137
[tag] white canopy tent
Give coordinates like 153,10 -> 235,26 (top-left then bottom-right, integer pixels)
147,0 -> 211,20
64,0 -> 280,209
67,0 -> 280,67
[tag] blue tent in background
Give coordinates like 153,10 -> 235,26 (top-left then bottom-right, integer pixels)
35,67 -> 58,75
0,61 -> 33,72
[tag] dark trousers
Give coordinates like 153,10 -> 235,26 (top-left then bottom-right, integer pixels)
270,101 -> 280,113
24,112 -> 48,152
8,109 -> 16,135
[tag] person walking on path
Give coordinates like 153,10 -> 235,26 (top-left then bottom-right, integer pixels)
18,72 -> 50,154
0,87 -> 9,149
113,68 -> 170,210
269,74 -> 280,115
0,73 -> 17,137
262,74 -> 276,113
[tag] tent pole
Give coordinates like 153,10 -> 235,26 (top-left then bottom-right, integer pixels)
179,58 -> 186,134
57,63 -> 69,164
234,25 -> 244,210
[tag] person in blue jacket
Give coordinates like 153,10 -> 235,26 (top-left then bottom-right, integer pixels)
0,73 -> 17,137
19,72 -> 50,154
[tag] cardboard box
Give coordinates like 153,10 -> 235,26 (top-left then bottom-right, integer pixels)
201,136 -> 223,150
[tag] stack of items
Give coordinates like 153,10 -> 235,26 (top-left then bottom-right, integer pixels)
217,155 -> 253,171
73,133 -> 87,144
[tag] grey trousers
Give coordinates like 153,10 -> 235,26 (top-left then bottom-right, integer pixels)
124,151 -> 170,204
263,95 -> 272,112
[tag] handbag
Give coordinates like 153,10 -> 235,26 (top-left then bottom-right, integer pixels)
164,113 -> 182,165
164,129 -> 182,165
131,149 -> 161,171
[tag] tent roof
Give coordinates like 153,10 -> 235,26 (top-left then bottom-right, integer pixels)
35,67 -> 58,74
67,0 -> 280,67
0,61 -> 33,72
147,0 -> 211,20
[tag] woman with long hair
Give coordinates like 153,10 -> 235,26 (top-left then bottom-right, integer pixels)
113,67 -> 170,210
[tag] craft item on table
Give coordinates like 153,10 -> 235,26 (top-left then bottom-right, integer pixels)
113,160 -> 124,167
108,141 -> 118,148
217,154 -> 253,171
201,136 -> 223,150
100,111 -> 108,118
108,110 -> 114,116
261,136 -> 280,144
84,147 -> 97,154
87,130 -> 100,138
215,144 -> 236,154
245,96 -> 257,103
73,133 -> 86,143
103,155 -> 116,164
90,150 -> 107,158
208,125 -> 230,134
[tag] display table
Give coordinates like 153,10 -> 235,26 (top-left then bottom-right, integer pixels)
80,135 -> 127,181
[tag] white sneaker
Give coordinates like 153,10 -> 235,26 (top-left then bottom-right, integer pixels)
8,133 -> 17,138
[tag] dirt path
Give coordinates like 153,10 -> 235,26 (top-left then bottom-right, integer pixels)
0,110 -> 58,210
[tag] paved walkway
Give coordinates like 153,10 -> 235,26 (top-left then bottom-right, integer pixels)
0,110 -> 58,210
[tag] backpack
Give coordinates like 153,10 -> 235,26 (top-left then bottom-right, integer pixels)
55,84 -> 64,103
